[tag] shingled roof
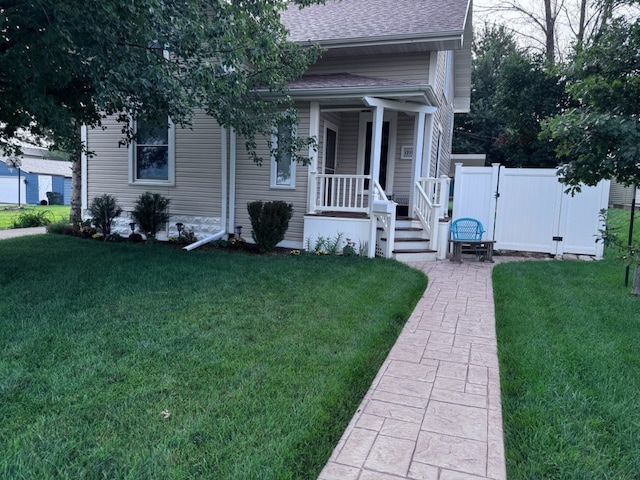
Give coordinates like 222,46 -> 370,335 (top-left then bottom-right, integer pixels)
281,0 -> 470,45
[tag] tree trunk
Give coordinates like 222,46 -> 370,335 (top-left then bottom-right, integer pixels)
632,264 -> 640,296
543,0 -> 556,64
70,150 -> 82,226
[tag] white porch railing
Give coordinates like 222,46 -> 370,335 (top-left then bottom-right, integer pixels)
414,176 -> 450,253
312,173 -> 370,213
369,180 -> 396,258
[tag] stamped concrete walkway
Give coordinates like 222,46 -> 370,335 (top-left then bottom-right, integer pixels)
319,258 -> 507,480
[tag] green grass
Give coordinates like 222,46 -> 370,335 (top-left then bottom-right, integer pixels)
0,235 -> 427,479
493,252 -> 640,478
0,204 -> 69,229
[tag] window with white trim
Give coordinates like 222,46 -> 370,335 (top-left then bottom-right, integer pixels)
129,117 -> 175,185
270,121 -> 296,189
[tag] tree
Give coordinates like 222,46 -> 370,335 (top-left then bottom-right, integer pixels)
541,17 -> 640,293
453,25 -> 568,167
0,0 -> 321,223
474,0 -> 638,62
542,18 -> 640,188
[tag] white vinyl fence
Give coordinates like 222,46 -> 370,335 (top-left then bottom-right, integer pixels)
452,164 -> 610,258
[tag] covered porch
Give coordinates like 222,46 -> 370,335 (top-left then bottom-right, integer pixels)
293,82 -> 450,258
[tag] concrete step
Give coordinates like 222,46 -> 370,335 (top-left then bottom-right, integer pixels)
394,227 -> 426,240
393,249 -> 438,262
393,237 -> 431,250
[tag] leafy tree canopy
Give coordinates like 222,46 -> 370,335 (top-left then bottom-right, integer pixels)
454,25 -> 568,168
0,0 -> 321,161
542,17 -> 640,189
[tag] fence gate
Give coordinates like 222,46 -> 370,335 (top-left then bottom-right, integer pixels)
452,164 -> 610,258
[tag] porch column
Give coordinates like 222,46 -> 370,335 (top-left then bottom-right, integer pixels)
369,104 -> 385,193
307,102 -> 320,213
409,111 -> 426,215
423,114 -> 435,178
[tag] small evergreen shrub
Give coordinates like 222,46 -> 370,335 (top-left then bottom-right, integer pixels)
247,200 -> 293,252
88,194 -> 123,236
131,192 -> 170,239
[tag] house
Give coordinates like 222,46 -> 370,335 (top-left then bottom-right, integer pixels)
1,147 -> 72,205
82,0 -> 473,259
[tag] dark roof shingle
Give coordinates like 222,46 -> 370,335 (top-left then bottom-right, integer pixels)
282,0 -> 469,44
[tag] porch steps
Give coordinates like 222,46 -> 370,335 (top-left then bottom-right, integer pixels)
381,219 -> 437,262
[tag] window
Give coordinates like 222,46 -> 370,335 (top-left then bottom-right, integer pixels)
129,117 -> 175,185
270,121 -> 296,189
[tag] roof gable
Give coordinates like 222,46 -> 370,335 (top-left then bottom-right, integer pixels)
282,0 -> 471,46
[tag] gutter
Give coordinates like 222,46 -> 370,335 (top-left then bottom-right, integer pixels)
294,31 -> 464,50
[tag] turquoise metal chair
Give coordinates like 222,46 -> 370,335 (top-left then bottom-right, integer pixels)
450,218 -> 485,241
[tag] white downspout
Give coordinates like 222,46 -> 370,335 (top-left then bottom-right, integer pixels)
81,125 -> 88,212
184,126 -> 235,251
229,128 -> 237,234
221,126 -> 228,235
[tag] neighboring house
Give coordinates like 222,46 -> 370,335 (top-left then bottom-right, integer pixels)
0,147 -> 72,205
83,0 -> 473,259
609,180 -> 640,209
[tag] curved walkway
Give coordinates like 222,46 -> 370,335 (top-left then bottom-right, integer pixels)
319,258 -> 508,480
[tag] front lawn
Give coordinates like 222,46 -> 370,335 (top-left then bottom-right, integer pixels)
493,257 -> 640,478
0,235 -> 426,479
0,204 -> 69,229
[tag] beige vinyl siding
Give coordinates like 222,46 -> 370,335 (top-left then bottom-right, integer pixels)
86,112 -> 223,219
334,112 -> 359,174
427,51 -> 455,178
233,104 -> 311,246
392,114 -> 415,198
307,52 -> 431,85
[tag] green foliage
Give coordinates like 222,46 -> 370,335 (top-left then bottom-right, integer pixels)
247,200 -> 293,252
0,0 -> 321,162
454,25 -> 567,167
46,219 -> 73,235
11,210 -> 53,228
306,232 -> 362,256
88,194 -> 123,236
542,18 -> 640,190
131,192 -> 170,239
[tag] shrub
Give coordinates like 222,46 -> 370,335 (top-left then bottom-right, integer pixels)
88,194 -> 123,236
11,210 -> 53,228
131,192 -> 170,239
46,219 -> 73,235
247,200 -> 293,252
